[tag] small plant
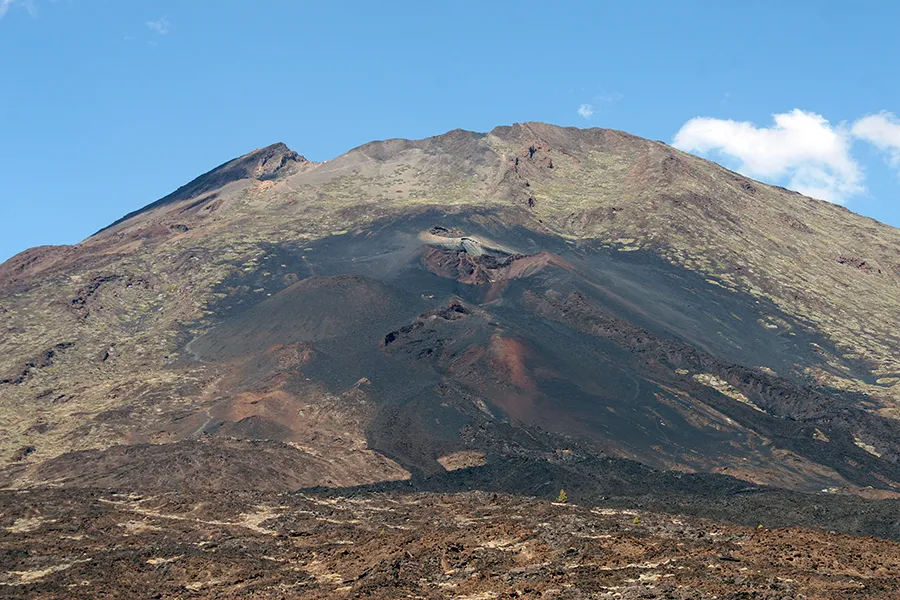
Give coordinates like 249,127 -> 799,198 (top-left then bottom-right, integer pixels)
633,516 -> 641,526
555,489 -> 568,503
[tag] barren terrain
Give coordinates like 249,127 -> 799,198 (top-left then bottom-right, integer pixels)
2,123 -> 900,596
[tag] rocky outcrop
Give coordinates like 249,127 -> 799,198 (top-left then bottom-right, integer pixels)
97,142 -> 310,233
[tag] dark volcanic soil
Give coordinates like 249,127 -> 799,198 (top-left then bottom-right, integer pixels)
173,212 -> 900,495
2,489 -> 899,599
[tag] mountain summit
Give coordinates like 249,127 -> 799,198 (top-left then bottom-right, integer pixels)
2,122 -> 900,504
100,141 -> 311,233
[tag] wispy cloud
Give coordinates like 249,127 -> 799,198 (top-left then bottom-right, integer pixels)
146,16 -> 170,35
852,112 -> 900,169
575,89 -> 623,121
673,109 -> 864,203
0,0 -> 38,21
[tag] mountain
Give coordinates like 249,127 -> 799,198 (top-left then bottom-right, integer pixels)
4,122 -> 900,596
4,122 -> 900,494
1,122 -> 900,489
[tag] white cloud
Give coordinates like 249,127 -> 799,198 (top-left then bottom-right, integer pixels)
0,0 -> 37,21
673,109 -> 863,203
852,112 -> 900,167
577,104 -> 594,120
146,16 -> 170,35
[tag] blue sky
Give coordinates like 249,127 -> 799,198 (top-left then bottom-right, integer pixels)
1,1 -> 899,262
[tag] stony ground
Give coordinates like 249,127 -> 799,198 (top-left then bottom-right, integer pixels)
2,489 -> 899,599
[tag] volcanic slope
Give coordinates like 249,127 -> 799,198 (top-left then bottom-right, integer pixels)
2,122 -> 900,510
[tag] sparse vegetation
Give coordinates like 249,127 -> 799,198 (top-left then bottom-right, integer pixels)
2,123 -> 900,505
2,123 -> 900,598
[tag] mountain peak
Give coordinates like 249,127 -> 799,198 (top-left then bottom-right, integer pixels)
248,142 -> 307,172
169,140 -> 308,195
97,142 -> 308,234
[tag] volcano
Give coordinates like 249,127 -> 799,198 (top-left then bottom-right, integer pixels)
3,123 -> 900,596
